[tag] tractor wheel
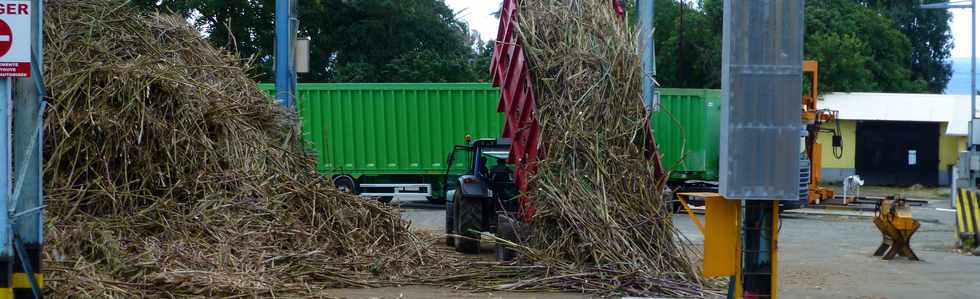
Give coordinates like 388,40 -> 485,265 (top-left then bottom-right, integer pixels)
332,176 -> 357,194
445,199 -> 455,247
454,196 -> 482,254
495,214 -> 519,262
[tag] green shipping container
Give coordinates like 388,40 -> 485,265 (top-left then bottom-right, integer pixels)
652,89 -> 721,182
259,83 -> 504,202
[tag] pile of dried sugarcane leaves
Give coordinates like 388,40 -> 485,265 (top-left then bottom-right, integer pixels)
42,0 -> 448,296
470,0 -> 713,297
40,0 -> 714,297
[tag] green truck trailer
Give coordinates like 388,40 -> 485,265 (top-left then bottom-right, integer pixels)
651,89 -> 721,184
260,83 -> 722,201
259,83 -> 504,203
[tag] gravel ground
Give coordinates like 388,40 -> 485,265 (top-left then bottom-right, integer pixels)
325,197 -> 980,299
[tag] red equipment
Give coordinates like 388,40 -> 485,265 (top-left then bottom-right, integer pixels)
613,0 -> 626,18
491,0 -> 664,221
491,0 -> 538,220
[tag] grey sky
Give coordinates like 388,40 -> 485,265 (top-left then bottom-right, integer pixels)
446,1 -> 977,58
444,0 -> 501,41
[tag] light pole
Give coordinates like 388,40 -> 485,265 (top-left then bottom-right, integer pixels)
638,0 -> 658,112
922,0 -> 975,147
275,0 -> 298,107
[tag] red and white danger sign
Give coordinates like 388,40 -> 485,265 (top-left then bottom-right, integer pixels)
0,0 -> 30,77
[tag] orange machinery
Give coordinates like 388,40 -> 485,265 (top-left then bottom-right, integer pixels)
802,61 -> 843,204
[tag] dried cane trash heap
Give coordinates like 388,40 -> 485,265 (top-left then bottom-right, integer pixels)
42,0 -> 437,296
492,0 -> 708,297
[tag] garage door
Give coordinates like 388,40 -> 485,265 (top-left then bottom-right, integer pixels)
855,121 -> 939,186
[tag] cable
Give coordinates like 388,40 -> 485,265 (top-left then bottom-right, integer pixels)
832,113 -> 843,159
814,109 -> 844,159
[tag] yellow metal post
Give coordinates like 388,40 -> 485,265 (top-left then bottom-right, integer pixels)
677,194 -> 705,235
704,196 -> 739,277
771,201 -> 780,299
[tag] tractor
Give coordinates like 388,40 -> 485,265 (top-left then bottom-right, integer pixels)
443,137 -> 521,259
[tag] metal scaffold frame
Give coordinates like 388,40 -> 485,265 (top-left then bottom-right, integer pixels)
0,0 -> 47,297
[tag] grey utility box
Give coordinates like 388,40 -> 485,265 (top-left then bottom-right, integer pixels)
956,151 -> 980,191
719,0 -> 805,201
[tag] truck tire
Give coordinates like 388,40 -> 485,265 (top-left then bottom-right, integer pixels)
454,196 -> 482,254
495,214 -> 518,262
332,176 -> 357,194
445,200 -> 455,246
427,196 -> 446,205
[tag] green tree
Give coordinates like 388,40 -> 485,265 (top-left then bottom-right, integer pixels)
859,0 -> 954,93
684,0 -> 930,93
129,0 -> 276,76
130,0 -> 488,83
806,0 -> 927,92
651,0 -> 722,89
807,33 -> 876,91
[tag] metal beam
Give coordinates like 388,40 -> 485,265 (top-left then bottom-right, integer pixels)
921,3 -> 971,8
275,0 -> 297,107
638,0 -> 658,112
10,0 -> 47,295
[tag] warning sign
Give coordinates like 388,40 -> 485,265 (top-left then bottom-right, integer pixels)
0,0 -> 29,77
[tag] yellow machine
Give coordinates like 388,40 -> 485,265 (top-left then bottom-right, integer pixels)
677,193 -> 781,299
872,197 -> 920,260
802,61 -> 843,204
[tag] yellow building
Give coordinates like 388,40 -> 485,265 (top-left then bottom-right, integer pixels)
816,93 -> 970,186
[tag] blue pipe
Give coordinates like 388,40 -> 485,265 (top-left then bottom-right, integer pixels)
0,79 -> 11,258
638,0 -> 657,112
275,0 -> 294,107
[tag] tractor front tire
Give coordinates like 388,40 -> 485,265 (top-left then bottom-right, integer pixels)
454,196 -> 482,254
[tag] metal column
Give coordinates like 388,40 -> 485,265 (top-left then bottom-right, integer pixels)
719,0 -> 805,297
0,78 -> 12,299
275,0 -> 298,107
638,0 -> 658,112
10,0 -> 46,297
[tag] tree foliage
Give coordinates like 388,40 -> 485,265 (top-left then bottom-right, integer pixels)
653,0 -> 949,93
127,0 -> 953,90
806,0 -> 928,92
130,0 -> 490,83
858,0 -> 954,93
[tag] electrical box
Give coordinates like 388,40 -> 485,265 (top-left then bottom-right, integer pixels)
294,37 -> 310,74
956,151 -> 980,191
719,0 -> 805,201
972,121 -> 980,146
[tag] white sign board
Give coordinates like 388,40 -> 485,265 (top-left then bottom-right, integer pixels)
0,0 -> 30,77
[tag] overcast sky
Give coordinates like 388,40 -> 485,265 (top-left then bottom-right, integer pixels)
445,1 -> 977,58
444,0 -> 501,41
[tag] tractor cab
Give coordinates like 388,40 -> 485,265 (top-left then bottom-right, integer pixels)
443,138 -> 521,258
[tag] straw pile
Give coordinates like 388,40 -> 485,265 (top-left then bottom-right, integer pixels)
42,0 -> 439,296
485,0 -> 707,297
39,0 -> 710,297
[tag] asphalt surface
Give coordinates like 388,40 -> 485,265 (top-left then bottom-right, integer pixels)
329,197 -> 980,299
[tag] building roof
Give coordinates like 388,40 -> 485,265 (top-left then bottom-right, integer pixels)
818,92 -> 973,136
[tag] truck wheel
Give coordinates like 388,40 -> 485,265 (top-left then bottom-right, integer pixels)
495,214 -> 519,262
445,200 -> 455,246
454,196 -> 482,254
427,196 -> 446,205
332,176 -> 357,194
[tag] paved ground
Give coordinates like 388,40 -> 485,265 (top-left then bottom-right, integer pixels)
326,197 -> 980,299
